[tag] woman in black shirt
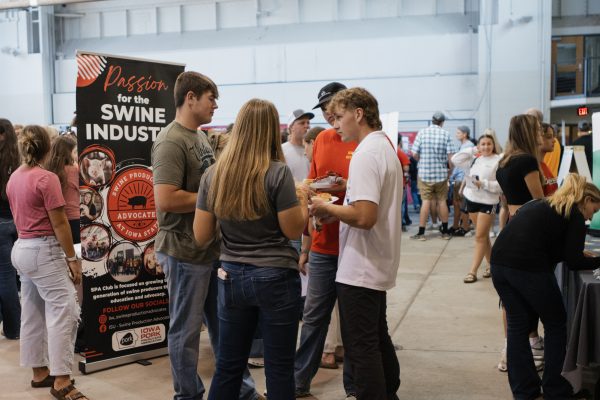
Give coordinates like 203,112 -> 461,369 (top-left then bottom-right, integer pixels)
491,173 -> 600,400
495,114 -> 545,372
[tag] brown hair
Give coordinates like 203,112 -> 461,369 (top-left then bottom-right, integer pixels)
304,126 -> 325,144
208,98 -> 284,220
549,173 -> 600,218
45,134 -> 76,189
499,115 -> 541,171
541,122 -> 555,138
477,133 -> 500,155
0,119 -> 19,200
173,71 -> 219,108
19,125 -> 51,167
327,87 -> 382,130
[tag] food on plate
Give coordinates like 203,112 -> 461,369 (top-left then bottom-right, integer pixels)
313,171 -> 341,185
303,178 -> 314,185
316,192 -> 332,201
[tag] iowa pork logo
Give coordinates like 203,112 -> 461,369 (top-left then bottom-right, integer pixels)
107,166 -> 157,242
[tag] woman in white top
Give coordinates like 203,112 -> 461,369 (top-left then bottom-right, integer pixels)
451,133 -> 502,283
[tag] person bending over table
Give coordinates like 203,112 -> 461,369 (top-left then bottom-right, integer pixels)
490,173 -> 600,400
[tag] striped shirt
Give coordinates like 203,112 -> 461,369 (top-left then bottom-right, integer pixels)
412,124 -> 456,183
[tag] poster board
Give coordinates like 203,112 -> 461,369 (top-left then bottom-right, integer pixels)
557,146 -> 591,186
75,51 -> 184,373
590,112 -> 600,233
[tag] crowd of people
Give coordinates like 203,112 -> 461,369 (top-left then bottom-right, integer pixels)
0,68 -> 599,400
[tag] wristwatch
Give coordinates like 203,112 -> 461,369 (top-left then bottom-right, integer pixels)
66,255 -> 79,262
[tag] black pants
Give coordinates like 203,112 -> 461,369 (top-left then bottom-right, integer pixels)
491,264 -> 573,400
337,283 -> 400,400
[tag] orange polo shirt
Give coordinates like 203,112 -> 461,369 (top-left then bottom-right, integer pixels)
308,128 -> 357,255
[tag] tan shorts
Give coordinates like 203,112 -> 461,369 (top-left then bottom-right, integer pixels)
418,179 -> 448,201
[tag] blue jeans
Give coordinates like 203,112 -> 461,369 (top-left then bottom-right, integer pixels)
157,253 -> 258,400
491,264 -> 572,400
208,263 -> 300,400
410,179 -> 421,211
294,252 -> 355,395
0,217 -> 20,339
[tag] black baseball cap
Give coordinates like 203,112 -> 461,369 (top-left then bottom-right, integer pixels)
312,82 -> 347,110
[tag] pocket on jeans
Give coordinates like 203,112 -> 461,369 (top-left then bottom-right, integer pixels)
218,276 -> 237,308
252,270 -> 299,310
12,244 -> 40,275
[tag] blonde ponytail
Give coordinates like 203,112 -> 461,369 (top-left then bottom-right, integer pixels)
549,173 -> 600,218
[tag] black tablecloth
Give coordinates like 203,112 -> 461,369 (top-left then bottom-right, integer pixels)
562,271 -> 600,392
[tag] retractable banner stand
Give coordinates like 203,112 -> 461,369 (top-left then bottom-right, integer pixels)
590,112 -> 600,234
75,51 -> 185,373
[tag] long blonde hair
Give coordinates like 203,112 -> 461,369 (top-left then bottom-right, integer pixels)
548,173 -> 600,218
208,98 -> 285,220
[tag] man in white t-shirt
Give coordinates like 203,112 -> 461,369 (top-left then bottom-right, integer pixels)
283,109 -> 313,182
311,87 -> 402,400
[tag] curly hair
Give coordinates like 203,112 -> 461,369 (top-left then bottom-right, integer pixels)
327,87 -> 382,130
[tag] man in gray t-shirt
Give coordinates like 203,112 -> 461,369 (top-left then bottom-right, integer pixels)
282,109 -> 313,182
152,71 -> 259,400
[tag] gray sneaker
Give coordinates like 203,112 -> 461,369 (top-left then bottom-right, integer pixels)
440,232 -> 452,240
410,233 -> 426,241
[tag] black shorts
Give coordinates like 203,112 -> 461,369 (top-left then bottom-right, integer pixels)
465,199 -> 495,215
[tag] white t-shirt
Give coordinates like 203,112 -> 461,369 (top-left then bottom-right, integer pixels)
282,141 -> 310,182
336,131 -> 403,291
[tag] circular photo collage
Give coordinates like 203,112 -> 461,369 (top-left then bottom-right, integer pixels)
106,241 -> 142,283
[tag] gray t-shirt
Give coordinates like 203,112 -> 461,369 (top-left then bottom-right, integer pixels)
151,121 -> 219,264
197,161 -> 300,269
282,141 -> 310,182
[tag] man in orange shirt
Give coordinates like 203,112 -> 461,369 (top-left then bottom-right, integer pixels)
294,82 -> 357,398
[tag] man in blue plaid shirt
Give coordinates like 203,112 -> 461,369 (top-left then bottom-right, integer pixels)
410,112 -> 456,240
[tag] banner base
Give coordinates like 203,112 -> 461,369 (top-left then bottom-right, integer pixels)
78,347 -> 168,374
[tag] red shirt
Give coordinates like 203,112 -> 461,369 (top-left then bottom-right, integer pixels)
7,166 -> 66,238
397,149 -> 410,184
308,128 -> 357,255
541,161 -> 558,197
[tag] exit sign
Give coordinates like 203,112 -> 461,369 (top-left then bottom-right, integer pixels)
578,106 -> 589,116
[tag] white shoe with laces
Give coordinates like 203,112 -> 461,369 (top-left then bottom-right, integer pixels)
531,336 -> 544,371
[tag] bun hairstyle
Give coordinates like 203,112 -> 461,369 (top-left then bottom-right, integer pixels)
19,125 -> 51,167
548,173 -> 600,218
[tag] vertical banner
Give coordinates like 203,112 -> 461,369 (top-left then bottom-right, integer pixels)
75,51 -> 185,372
590,112 -> 600,233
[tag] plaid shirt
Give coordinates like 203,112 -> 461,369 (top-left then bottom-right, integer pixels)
412,124 -> 456,183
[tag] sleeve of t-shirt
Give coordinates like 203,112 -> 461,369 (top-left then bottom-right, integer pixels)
273,163 -> 299,212
348,151 -> 381,205
196,168 -> 213,212
517,155 -> 539,179
411,134 -> 421,155
152,141 -> 186,187
447,134 -> 457,154
397,150 -> 409,166
40,173 -> 66,211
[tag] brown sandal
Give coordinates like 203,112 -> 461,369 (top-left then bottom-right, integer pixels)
31,375 -> 74,388
463,273 -> 477,283
482,268 -> 491,278
50,384 -> 88,400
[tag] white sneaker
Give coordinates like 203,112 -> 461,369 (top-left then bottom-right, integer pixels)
427,223 -> 439,231
498,347 -> 507,372
464,230 -> 474,237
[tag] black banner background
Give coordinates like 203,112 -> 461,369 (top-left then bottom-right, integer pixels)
76,52 -> 184,365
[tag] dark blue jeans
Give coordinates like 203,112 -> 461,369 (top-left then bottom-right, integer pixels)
491,264 -> 573,400
410,179 -> 421,211
208,263 -> 301,400
0,217 -> 20,339
294,252 -> 355,395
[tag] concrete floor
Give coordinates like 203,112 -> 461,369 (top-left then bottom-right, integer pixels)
0,215 -> 514,399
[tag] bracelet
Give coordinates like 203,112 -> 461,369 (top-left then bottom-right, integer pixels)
66,255 -> 79,262
300,249 -> 309,255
